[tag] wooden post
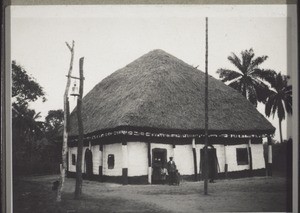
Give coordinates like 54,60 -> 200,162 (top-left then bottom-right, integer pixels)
248,139 -> 253,176
74,57 -> 85,199
204,17 -> 209,195
57,41 -> 74,202
122,141 -> 128,185
99,144 -> 103,181
192,138 -> 198,181
267,136 -> 272,176
224,145 -> 228,178
172,144 -> 176,158
147,142 -> 152,184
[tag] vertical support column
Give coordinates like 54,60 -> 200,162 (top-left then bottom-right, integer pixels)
147,142 -> 152,184
99,144 -> 103,181
224,145 -> 228,178
248,139 -> 253,176
89,141 -> 91,150
122,141 -> 128,185
267,136 -> 272,176
172,144 -> 176,158
66,150 -> 69,177
192,138 -> 198,181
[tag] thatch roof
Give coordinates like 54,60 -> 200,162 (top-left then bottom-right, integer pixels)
67,49 -> 275,137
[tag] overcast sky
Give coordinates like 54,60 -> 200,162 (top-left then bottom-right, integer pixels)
10,5 -> 297,142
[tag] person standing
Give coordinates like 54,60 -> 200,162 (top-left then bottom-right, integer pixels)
161,163 -> 168,184
167,157 -> 177,185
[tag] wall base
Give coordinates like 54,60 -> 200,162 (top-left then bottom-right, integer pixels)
67,168 -> 266,184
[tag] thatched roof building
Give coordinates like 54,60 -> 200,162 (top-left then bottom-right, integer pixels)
66,49 -> 275,184
67,49 -> 275,141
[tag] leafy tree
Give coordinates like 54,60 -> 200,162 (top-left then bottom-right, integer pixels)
12,61 -> 47,174
216,49 -> 273,107
264,73 -> 292,143
44,109 -> 64,138
12,60 -> 46,107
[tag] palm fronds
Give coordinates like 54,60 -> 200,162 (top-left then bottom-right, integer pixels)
217,49 -> 272,107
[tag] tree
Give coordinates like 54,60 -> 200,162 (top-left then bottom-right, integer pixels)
45,110 -> 64,132
12,61 -> 46,174
216,49 -> 273,107
265,73 -> 292,143
12,60 -> 46,107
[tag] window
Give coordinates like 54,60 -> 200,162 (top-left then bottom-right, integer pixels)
107,154 -> 115,169
72,154 -> 76,165
236,148 -> 249,165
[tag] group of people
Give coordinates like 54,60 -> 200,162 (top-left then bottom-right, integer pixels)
161,157 -> 180,185
162,154 -> 218,185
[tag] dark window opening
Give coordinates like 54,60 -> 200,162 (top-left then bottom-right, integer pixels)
72,154 -> 76,165
107,154 -> 115,169
236,148 -> 249,165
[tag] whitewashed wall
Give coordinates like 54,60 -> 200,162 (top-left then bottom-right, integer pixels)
91,145 -> 101,175
102,143 -> 122,176
68,147 -> 77,172
127,142 -> 148,176
68,146 -> 88,173
251,143 -> 265,170
226,144 -> 250,172
214,145 -> 225,173
69,140 -> 265,178
174,145 -> 194,175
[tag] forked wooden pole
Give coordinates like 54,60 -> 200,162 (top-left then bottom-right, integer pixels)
57,40 -> 75,202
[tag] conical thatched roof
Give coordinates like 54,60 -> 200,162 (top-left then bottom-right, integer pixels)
68,49 -> 275,137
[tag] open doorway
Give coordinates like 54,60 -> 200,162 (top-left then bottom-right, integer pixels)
152,148 -> 167,184
200,146 -> 219,182
85,148 -> 93,179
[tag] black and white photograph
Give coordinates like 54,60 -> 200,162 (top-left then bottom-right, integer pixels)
5,2 -> 298,213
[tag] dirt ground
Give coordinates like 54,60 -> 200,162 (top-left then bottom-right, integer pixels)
13,175 -> 290,213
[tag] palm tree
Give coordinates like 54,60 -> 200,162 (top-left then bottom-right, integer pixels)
265,73 -> 292,143
217,48 -> 272,107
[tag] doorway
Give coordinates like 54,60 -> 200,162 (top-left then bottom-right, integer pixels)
200,146 -> 219,181
85,148 -> 93,179
152,148 -> 167,184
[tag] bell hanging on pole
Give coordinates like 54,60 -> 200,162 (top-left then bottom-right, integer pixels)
70,81 -> 79,97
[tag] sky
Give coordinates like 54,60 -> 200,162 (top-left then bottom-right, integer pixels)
9,5 -> 297,142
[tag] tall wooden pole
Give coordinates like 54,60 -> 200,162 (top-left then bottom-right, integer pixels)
204,17 -> 209,195
75,57 -> 85,199
57,41 -> 75,202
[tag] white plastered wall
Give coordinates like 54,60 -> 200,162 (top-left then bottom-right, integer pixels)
127,142 -> 148,176
226,144 -> 250,172
68,146 -> 88,173
214,144 -> 225,173
173,144 -> 194,175
68,146 -> 77,172
102,143 -> 122,176
69,140 -> 265,177
251,143 -> 265,170
91,144 -> 101,175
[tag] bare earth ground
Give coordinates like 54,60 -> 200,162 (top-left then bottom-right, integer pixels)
13,175 -> 289,213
